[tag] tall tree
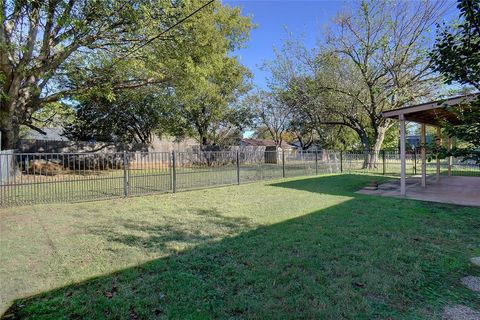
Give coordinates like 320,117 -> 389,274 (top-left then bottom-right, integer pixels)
429,0 -> 480,163
321,0 -> 447,164
430,0 -> 479,91
266,0 -> 447,166
158,58 -> 253,149
64,87 -> 169,145
60,1 -> 253,149
1,0 -> 152,148
248,90 -> 293,148
0,0 -> 251,150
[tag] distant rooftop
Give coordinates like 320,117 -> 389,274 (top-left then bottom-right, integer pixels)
21,127 -> 70,141
241,138 -> 292,148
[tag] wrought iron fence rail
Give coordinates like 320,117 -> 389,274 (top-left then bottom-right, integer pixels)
1,150 -> 479,207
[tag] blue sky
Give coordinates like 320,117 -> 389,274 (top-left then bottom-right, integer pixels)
224,0 -> 458,89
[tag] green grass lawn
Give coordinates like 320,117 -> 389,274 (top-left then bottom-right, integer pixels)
1,174 -> 479,319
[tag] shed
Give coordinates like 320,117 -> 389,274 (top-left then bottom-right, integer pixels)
240,139 -> 294,164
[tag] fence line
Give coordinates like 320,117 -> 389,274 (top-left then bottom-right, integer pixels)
1,149 -> 478,207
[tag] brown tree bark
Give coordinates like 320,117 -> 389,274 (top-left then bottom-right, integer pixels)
0,116 -> 19,150
368,120 -> 394,169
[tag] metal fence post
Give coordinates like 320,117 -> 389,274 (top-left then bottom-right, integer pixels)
123,151 -> 129,197
382,150 -> 386,175
413,150 -> 417,175
315,149 -> 318,175
340,151 -> 343,173
282,149 -> 285,178
236,150 -> 240,185
172,151 -> 177,193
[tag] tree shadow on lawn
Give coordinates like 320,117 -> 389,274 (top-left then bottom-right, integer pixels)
3,174 -> 480,319
86,208 -> 254,254
269,173 -> 394,196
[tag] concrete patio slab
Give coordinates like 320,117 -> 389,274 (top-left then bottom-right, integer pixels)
461,276 -> 480,293
471,257 -> 480,267
357,176 -> 480,207
443,305 -> 480,320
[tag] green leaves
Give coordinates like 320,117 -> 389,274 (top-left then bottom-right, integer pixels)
165,55 -> 253,147
65,87 -> 169,144
430,0 -> 480,163
62,0 -> 254,146
1,0 -> 253,148
431,0 -> 480,90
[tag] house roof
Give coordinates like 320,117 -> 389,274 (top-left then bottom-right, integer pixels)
241,138 -> 292,148
21,127 -> 70,141
382,93 -> 479,126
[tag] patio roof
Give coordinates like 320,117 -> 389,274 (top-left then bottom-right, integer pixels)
382,93 -> 479,126
381,93 -> 480,196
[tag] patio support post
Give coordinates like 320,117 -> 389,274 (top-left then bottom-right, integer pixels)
399,114 -> 406,196
382,150 -> 386,175
448,137 -> 453,176
421,123 -> 427,188
436,127 -> 441,179
340,151 -> 343,173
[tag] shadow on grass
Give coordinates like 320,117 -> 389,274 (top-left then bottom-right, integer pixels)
268,173 -> 394,196
86,208 -> 254,254
2,175 -> 479,319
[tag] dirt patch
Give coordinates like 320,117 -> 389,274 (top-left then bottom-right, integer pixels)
443,305 -> 480,320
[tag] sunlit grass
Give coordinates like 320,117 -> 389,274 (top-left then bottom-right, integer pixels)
1,174 -> 479,319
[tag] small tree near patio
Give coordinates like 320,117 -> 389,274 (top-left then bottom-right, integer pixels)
261,0 -> 447,168
429,0 -> 480,163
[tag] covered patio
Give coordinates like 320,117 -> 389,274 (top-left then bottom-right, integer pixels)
361,93 -> 480,207
358,175 -> 480,207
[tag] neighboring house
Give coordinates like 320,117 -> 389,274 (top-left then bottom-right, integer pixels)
18,128 -> 199,153
148,136 -> 198,152
19,127 -> 121,153
240,138 -> 294,150
18,127 -> 74,152
20,127 -> 70,141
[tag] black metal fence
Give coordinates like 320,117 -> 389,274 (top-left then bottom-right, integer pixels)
1,149 -> 478,207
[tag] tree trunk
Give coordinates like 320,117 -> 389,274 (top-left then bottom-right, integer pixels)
358,131 -> 371,169
369,124 -> 390,169
199,135 -> 215,166
1,72 -> 39,150
0,111 -> 20,150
